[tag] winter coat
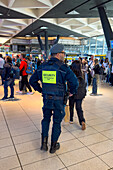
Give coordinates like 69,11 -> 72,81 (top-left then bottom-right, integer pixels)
19,59 -> 28,76
2,62 -> 12,81
74,76 -> 86,100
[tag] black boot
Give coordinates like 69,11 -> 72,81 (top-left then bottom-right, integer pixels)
50,142 -> 60,154
40,136 -> 48,151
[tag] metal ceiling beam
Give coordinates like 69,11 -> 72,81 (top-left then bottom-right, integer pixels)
90,0 -> 112,10
98,6 -> 113,49
65,0 -> 91,14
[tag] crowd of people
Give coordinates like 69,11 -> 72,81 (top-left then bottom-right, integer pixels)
0,54 -> 42,100
77,55 -> 113,94
0,44 -> 113,153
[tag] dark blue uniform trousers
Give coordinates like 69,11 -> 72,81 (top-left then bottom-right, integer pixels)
42,100 -> 65,142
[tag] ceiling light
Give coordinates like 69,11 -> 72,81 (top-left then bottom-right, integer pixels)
25,35 -> 31,37
67,10 -> 79,15
7,13 -> 10,16
40,26 -> 48,30
75,37 -> 79,39
69,35 -> 74,37
32,31 -> 35,35
0,13 -> 3,16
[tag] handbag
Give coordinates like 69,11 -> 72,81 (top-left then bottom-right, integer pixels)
64,105 -> 70,122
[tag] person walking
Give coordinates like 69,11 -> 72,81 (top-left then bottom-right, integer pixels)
69,60 -> 86,130
29,44 -> 79,153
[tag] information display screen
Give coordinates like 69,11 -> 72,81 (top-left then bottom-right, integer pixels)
110,40 -> 113,49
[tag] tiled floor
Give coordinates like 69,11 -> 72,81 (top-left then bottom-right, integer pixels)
0,80 -> 113,170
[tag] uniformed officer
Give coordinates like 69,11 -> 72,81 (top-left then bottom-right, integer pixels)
29,44 -> 79,153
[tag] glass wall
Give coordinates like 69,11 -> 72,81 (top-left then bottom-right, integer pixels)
89,38 -> 96,55
80,35 -> 108,55
96,36 -> 104,55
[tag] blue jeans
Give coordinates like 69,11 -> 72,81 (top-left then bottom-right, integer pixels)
4,79 -> 14,98
92,77 -> 97,94
42,99 -> 65,142
69,96 -> 85,125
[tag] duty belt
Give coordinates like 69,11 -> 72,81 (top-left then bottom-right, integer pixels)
45,95 -> 63,100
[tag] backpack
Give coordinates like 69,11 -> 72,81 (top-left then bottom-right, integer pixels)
10,65 -> 20,79
74,76 -> 86,99
22,59 -> 33,75
26,61 -> 33,74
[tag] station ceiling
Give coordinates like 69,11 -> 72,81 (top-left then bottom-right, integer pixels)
0,0 -> 113,43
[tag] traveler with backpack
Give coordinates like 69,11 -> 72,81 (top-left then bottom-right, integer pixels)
15,55 -> 21,67
26,57 -> 33,75
1,56 -> 15,100
16,54 -> 33,95
69,60 -> 86,130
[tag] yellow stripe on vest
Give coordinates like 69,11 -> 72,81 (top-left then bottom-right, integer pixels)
42,71 -> 56,84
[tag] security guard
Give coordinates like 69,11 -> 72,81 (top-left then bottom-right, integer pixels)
29,44 -> 79,153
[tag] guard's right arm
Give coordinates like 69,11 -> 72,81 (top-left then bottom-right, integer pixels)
29,69 -> 42,93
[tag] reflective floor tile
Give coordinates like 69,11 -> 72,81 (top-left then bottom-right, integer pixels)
0,138 -> 13,149
59,147 -> 95,167
99,151 -> 113,167
11,168 -> 22,170
15,139 -> 40,154
0,156 -> 20,170
88,140 -> 113,156
23,156 -> 64,170
71,127 -> 98,138
0,130 -> 10,140
86,118 -> 108,126
59,132 -> 75,143
19,149 -> 55,165
13,132 -> 41,145
11,126 -> 38,136
56,139 -> 84,155
78,133 -> 108,146
67,157 -> 109,170
63,123 -> 81,132
92,122 -> 113,132
101,129 -> 113,139
0,146 -> 16,159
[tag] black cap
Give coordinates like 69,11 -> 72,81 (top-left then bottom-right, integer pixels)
50,44 -> 64,54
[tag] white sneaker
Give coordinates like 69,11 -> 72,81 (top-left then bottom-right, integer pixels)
27,92 -> 34,95
16,91 -> 22,94
69,121 -> 74,124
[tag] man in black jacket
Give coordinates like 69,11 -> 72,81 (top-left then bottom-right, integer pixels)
1,56 -> 14,100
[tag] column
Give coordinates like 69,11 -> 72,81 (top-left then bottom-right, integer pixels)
45,30 -> 49,60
